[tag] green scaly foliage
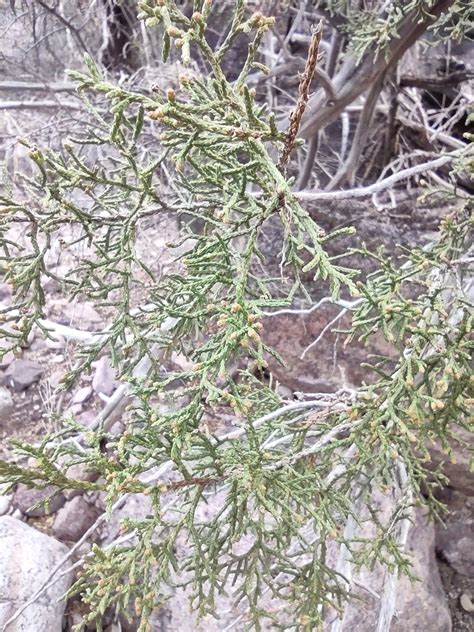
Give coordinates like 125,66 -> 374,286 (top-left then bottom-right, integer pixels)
0,1 -> 472,630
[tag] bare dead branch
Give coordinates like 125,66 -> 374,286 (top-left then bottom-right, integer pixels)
325,28 -> 343,78
400,71 -> 472,91
0,81 -> 75,92
294,150 -> 464,201
0,100 -> 81,110
34,0 -> 90,54
297,133 -> 320,189
326,73 -> 385,190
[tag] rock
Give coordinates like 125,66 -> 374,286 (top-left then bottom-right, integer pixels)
426,428 -> 474,496
90,490 -> 106,513
460,592 -> 474,613
119,602 -> 172,632
102,495 -> 453,632
435,490 -> 474,577
45,335 -> 65,350
0,495 -> 11,516
53,496 -> 99,541
101,493 -> 153,545
72,385 -> 93,404
0,386 -> 14,420
171,351 -> 194,373
0,283 -> 12,303
92,356 -> 116,396
2,359 -> 44,391
12,484 -> 66,517
0,341 -> 14,369
66,461 -> 100,484
76,409 -> 97,428
275,383 -> 293,399
48,369 -> 65,389
332,509 -> 452,632
65,403 -> 83,417
63,461 -> 100,500
388,513 -> 452,631
72,302 -> 103,329
437,520 -> 474,577
71,541 -> 92,564
109,420 -> 125,437
0,515 -> 73,631
261,304 -> 378,392
50,300 -> 103,331
65,610 -> 84,630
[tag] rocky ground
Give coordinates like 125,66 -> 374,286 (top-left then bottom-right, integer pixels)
0,196 -> 473,631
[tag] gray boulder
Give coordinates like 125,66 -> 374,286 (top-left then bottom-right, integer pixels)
92,356 -> 116,396
72,385 -> 93,404
426,428 -> 474,496
0,515 -> 73,631
12,484 -> 66,517
338,510 -> 452,632
0,387 -> 14,421
436,490 -> 474,578
53,496 -> 99,542
0,495 -> 11,517
2,359 -> 44,392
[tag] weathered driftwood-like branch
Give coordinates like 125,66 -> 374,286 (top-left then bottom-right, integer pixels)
0,100 -> 81,110
294,150 -> 464,201
375,461 -> 412,632
34,0 -> 90,54
326,73 -> 385,190
0,81 -> 76,92
400,71 -> 472,91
